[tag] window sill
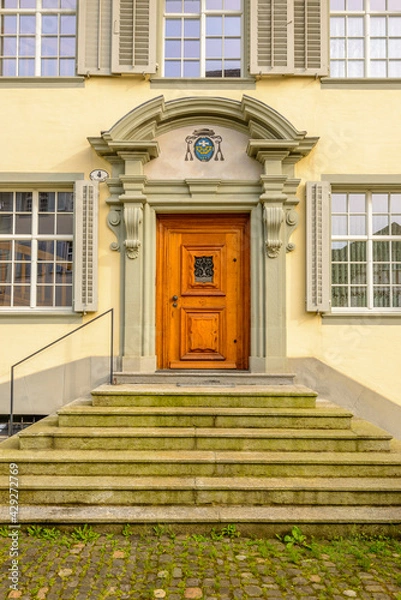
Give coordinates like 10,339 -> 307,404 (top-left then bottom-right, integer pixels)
321,77 -> 401,90
322,312 -> 401,324
0,77 -> 85,88
0,310 -> 82,324
150,77 -> 256,90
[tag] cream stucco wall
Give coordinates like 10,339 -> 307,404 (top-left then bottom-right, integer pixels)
1,76 -> 401,418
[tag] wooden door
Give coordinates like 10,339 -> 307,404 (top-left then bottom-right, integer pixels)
157,214 -> 250,370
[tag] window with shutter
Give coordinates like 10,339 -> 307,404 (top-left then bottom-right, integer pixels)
77,0 -> 157,76
250,0 -> 328,76
306,181 -> 401,314
73,181 -> 98,313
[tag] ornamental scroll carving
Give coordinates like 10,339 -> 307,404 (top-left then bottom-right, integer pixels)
124,205 -> 142,259
263,205 -> 284,259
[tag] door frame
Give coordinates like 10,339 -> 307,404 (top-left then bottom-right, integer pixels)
156,213 -> 250,370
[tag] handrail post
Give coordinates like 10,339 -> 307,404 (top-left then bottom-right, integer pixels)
110,308 -> 114,384
8,308 -> 114,438
9,366 -> 15,437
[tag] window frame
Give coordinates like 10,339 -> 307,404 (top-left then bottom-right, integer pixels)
0,177 -> 98,314
162,0 -> 244,79
329,0 -> 401,79
306,179 -> 401,316
0,0 -> 77,78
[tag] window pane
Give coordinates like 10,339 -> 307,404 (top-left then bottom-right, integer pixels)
371,38 -> 386,59
330,60 -> 346,76
332,286 -> 349,306
331,17 -> 345,36
60,15 -> 75,35
20,0 -> 36,7
59,58 -> 75,75
43,0 -> 60,7
351,286 -> 367,307
39,214 -> 55,234
349,193 -> 365,212
371,0 -> 386,10
42,38 -> 58,57
3,15 -> 17,34
184,0 -> 200,11
389,17 -> 401,36
166,19 -> 181,36
39,192 -> 55,212
332,215 -> 347,235
42,15 -> 58,34
331,0 -> 345,8
347,17 -> 363,36
57,192 -> 73,212
332,241 -> 348,261
392,241 -> 401,261
373,241 -> 390,261
165,0 -> 182,12
224,60 -> 240,76
183,60 -> 199,76
331,39 -> 346,58
332,194 -> 347,212
0,192 -> 13,212
350,215 -> 366,234
36,286 -> 54,307
224,37 -> 240,58
347,0 -> 363,10
224,0 -> 241,8
18,58 -> 35,75
165,40 -> 181,58
184,39 -> 199,57
206,0 -> 223,6
225,16 -> 241,35
206,38 -> 221,58
184,19 -> 200,36
4,37 -> 17,55
393,288 -> 401,307
373,215 -> 389,234
373,263 -> 390,283
351,263 -> 366,283
389,39 -> 401,59
20,15 -> 36,34
389,60 -> 401,76
38,241 -> 54,260
371,17 -> 386,36
13,287 -> 30,306
205,60 -> 222,76
0,241 -> 12,262
370,60 -> 387,76
55,284 -> 72,306
372,194 -> 388,212
350,241 -> 366,261
15,215 -> 31,234
164,61 -> 181,76
60,37 -> 75,57
206,16 -> 222,35
388,0 -> 401,11
19,36 -> 35,56
374,286 -> 390,307
348,38 -> 364,59
348,60 -> 364,76
332,263 -> 348,283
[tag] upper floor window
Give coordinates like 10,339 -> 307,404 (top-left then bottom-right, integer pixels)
163,0 -> 243,78
330,0 -> 401,78
0,0 -> 76,77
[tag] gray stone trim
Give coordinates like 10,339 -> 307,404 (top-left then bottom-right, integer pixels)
0,77 -> 85,88
150,77 -> 256,90
321,77 -> 401,89
322,174 -> 401,188
322,313 -> 401,323
0,173 -> 84,187
289,357 -> 401,440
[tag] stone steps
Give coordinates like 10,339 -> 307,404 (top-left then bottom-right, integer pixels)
16,421 -> 392,453
1,475 -> 400,506
1,448 -> 401,477
1,381 -> 401,527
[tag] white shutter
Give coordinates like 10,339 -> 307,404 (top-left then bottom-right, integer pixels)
250,0 -> 290,75
111,0 -> 157,74
306,181 -> 331,313
73,181 -> 98,313
77,0 -> 113,75
250,0 -> 328,76
294,0 -> 328,75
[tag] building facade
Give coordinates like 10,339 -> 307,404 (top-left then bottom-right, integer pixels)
1,0 -> 401,437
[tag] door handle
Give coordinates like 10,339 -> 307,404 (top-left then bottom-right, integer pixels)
172,295 -> 178,301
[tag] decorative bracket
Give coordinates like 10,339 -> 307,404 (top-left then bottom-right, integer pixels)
263,205 -> 284,258
285,208 -> 299,253
107,206 -> 122,251
124,204 -> 143,259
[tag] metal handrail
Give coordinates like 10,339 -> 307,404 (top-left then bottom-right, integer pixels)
9,308 -> 114,436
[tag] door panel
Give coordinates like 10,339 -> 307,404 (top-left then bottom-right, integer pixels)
157,214 -> 250,370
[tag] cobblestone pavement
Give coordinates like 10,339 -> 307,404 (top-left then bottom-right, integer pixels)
0,525 -> 400,599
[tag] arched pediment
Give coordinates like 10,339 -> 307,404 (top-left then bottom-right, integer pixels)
89,95 -> 318,161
